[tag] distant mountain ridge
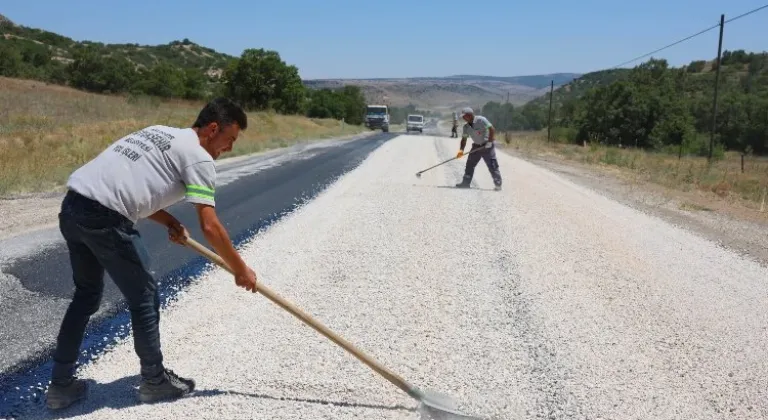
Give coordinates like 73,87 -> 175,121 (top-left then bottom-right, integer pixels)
305,73 -> 580,89
441,73 -> 581,89
304,73 -> 582,111
1,13 -> 579,112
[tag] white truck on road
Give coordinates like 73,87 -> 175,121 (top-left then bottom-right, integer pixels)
364,104 -> 390,132
405,114 -> 424,133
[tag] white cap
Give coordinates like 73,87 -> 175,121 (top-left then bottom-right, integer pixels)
460,107 -> 474,116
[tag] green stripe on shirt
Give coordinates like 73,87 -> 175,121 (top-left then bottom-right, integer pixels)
187,184 -> 214,193
186,184 -> 215,198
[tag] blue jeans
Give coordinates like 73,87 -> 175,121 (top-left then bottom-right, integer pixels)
52,190 -> 164,384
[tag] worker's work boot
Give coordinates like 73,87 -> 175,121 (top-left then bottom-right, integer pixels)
455,181 -> 471,188
138,368 -> 195,404
46,378 -> 87,410
494,185 -> 502,191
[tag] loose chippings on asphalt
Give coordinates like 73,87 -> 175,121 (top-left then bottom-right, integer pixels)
8,133 -> 768,419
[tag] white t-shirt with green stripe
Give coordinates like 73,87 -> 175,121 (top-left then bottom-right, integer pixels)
67,125 -> 216,223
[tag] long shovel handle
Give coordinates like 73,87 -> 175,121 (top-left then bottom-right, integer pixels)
416,145 -> 486,176
416,156 -> 458,175
183,237 -> 423,400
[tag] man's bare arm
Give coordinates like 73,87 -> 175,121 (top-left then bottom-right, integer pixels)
147,209 -> 180,228
148,209 -> 189,244
194,204 -> 249,275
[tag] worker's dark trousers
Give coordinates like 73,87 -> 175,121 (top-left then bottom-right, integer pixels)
462,143 -> 502,186
451,126 -> 458,137
51,190 -> 164,385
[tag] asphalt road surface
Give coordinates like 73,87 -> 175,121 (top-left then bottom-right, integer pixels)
4,131 -> 768,420
0,131 -> 395,417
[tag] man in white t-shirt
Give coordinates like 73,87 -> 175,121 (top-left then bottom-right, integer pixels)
454,107 -> 503,190
46,98 -> 258,410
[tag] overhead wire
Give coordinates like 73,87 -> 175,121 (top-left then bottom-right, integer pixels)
608,3 -> 768,70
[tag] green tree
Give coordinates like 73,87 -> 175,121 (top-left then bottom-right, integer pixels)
182,68 -> 207,100
132,63 -> 185,98
306,89 -> 344,119
68,48 -> 137,93
687,60 -> 706,73
338,86 -> 366,125
305,85 -> 367,123
271,63 -> 306,114
0,43 -> 23,77
223,48 -> 306,113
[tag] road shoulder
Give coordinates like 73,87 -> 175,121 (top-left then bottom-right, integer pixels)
501,147 -> 768,267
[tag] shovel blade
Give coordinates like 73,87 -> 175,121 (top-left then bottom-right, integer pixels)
416,389 -> 484,420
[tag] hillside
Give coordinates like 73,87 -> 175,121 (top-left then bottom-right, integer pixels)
525,68 -> 632,108
304,73 -> 581,113
0,15 -> 233,77
486,50 -> 768,156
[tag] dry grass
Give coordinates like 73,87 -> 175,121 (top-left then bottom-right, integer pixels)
503,131 -> 768,212
0,77 -> 367,195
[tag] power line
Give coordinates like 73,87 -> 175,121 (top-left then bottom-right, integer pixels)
609,3 -> 768,70
725,4 -> 768,23
609,24 -> 720,69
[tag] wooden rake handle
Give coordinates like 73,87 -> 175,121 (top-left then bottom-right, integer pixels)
416,143 -> 487,175
183,237 -> 423,400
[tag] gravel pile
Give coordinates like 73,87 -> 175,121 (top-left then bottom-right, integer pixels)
19,134 -> 768,419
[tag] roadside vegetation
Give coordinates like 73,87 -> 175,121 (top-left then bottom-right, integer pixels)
503,131 -> 768,213
484,52 -> 768,157
0,77 -> 365,195
477,50 -> 768,213
0,16 -> 372,195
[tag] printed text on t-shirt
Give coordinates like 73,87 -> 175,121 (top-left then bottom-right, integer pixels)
111,129 -> 175,163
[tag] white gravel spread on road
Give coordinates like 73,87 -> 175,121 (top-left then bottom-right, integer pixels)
23,135 -> 768,419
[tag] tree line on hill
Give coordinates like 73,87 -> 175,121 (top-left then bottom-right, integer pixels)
5,17 -> 765,150
0,25 -> 372,125
477,51 -> 768,156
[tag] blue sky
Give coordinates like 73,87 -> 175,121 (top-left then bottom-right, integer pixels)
3,0 -> 766,79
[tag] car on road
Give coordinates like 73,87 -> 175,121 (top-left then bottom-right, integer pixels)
405,114 -> 424,133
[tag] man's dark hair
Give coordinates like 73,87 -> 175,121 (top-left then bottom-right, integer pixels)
192,97 -> 248,130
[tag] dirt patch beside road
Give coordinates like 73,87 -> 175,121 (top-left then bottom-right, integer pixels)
0,191 -> 64,240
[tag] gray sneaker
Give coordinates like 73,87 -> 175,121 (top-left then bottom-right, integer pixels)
46,378 -> 87,410
494,185 -> 502,191
138,369 -> 195,404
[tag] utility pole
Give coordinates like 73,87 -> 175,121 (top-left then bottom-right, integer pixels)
547,79 -> 554,142
709,14 -> 725,162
